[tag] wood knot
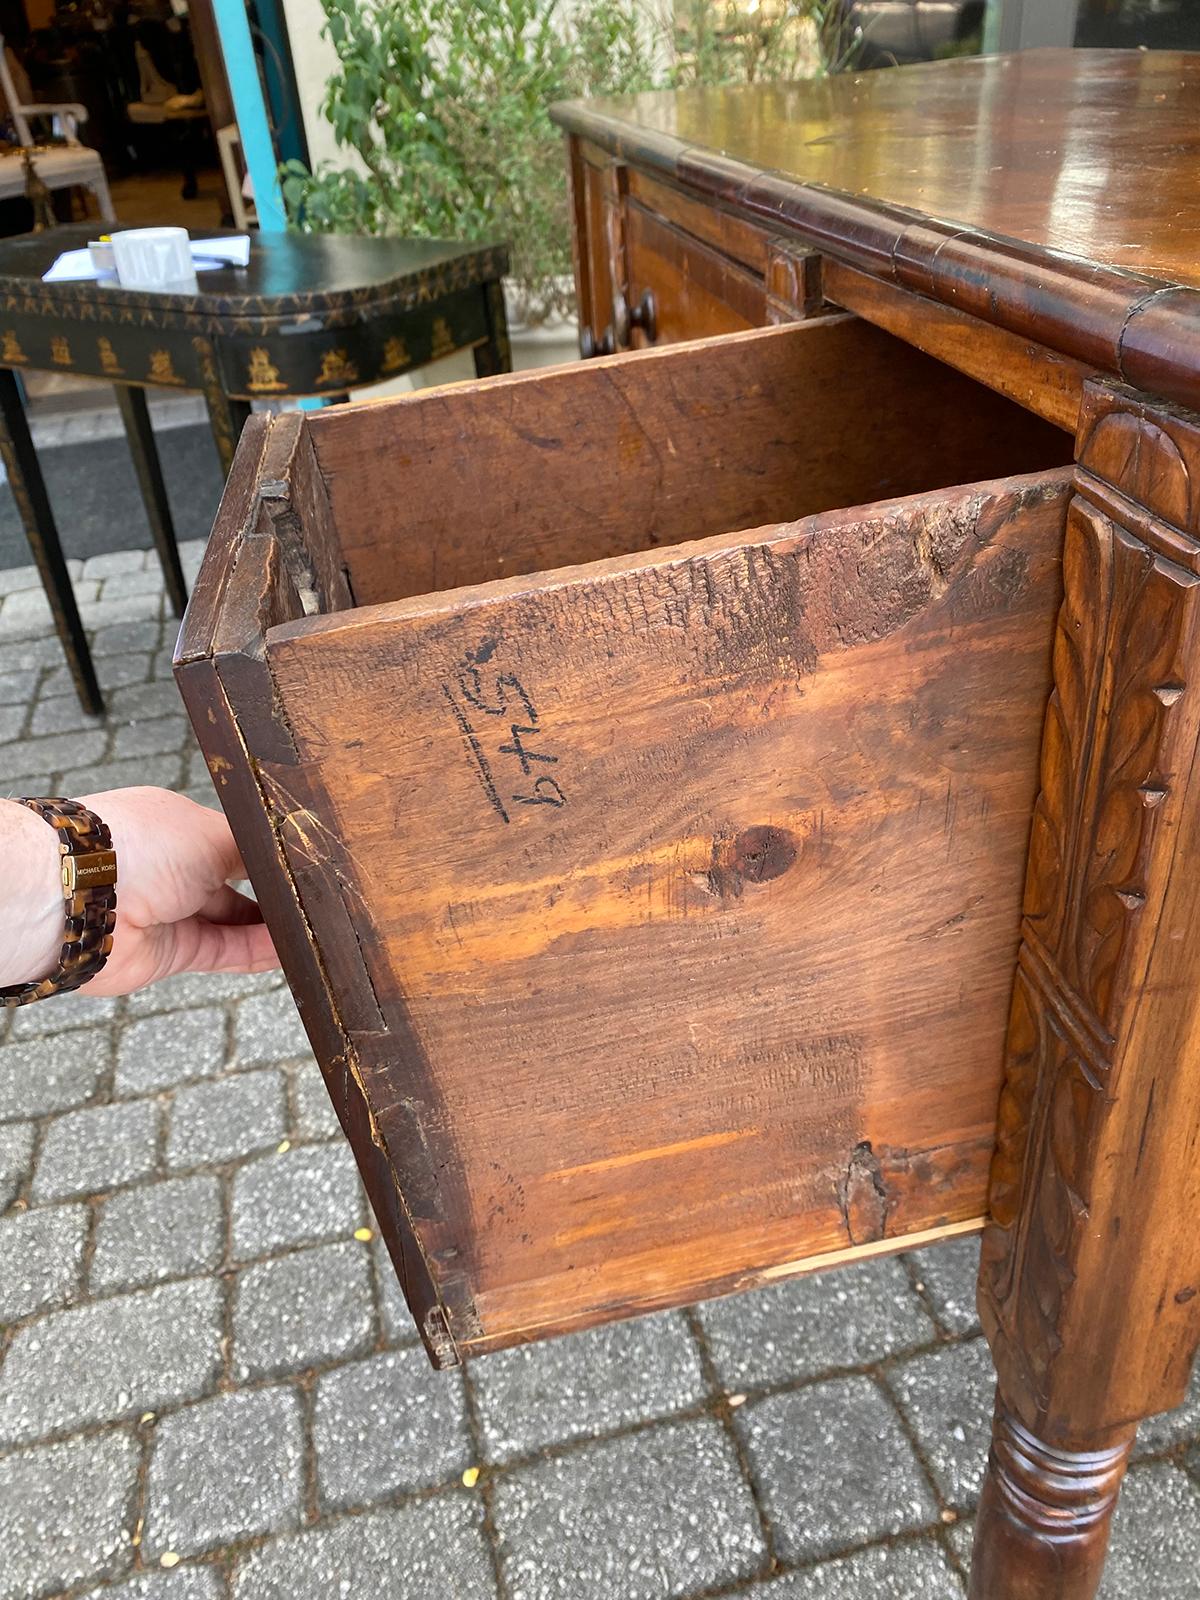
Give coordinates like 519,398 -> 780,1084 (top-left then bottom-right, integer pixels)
704,825 -> 798,897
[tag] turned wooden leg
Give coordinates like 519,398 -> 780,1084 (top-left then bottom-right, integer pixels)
969,1398 -> 1135,1600
972,381 -> 1200,1598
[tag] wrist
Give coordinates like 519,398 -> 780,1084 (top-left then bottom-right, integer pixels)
0,799 -> 66,986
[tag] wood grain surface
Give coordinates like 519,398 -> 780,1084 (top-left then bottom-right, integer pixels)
554,51 -> 1200,417
264,457 -> 1072,1353
556,51 -> 1200,287
311,319 -> 1069,608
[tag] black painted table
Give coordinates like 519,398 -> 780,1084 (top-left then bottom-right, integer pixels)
0,225 -> 511,711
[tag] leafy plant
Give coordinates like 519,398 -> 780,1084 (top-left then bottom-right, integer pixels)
283,1 -> 854,323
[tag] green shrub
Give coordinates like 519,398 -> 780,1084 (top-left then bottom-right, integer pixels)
282,1 -> 851,322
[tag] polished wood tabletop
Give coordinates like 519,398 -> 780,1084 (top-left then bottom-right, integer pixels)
0,225 -> 507,319
559,49 -> 1200,288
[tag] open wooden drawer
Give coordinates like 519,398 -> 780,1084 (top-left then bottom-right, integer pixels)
176,315 -> 1075,1366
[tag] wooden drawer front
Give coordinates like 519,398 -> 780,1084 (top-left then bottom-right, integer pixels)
627,167 -> 770,275
625,201 -> 764,343
182,318 -> 1075,1364
574,143 -> 622,345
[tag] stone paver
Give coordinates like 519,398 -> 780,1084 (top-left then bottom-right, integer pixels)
371,1230 -> 419,1346
91,1174 -> 223,1292
314,1347 -> 472,1507
0,1118 -> 35,1208
745,1541 -> 964,1597
235,987 -> 309,1064
60,752 -> 183,795
0,1428 -> 139,1600
116,1006 -> 227,1095
494,1416 -> 765,1600
0,1029 -> 110,1120
473,1309 -> 707,1463
126,967 -> 283,1018
229,1141 -> 363,1258
289,1058 -> 340,1139
1135,1361 -> 1200,1457
8,989 -> 119,1039
232,1495 -> 496,1600
0,664 -> 36,703
144,1387 -> 304,1558
233,1239 -> 374,1379
736,1377 -> 938,1562
698,1255 -> 935,1390
29,693 -> 104,736
79,1570 -> 224,1600
0,1276 -> 222,1444
32,1098 -> 160,1201
0,726 -> 106,780
1,539 -> 1198,1597
0,1201 -> 88,1322
91,617 -> 164,656
111,715 -> 191,759
1099,1463 -> 1200,1598
167,1067 -> 287,1171
908,1235 -> 982,1337
886,1336 -> 997,1510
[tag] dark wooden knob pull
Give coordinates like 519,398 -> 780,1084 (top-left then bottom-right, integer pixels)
629,288 -> 657,343
580,323 -> 617,359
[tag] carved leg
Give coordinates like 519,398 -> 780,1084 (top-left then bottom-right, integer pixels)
969,1398 -> 1134,1599
114,384 -> 187,616
473,278 -> 512,378
972,381 -> 1200,1597
0,367 -> 101,712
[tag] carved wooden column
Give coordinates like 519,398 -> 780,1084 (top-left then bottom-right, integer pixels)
972,381 -> 1200,1598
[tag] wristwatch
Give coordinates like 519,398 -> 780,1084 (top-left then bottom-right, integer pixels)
0,798 -> 117,1007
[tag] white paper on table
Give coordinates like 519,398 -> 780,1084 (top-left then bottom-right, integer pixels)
41,234 -> 252,283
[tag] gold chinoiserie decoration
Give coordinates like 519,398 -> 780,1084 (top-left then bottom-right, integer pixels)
246,347 -> 286,394
50,334 -> 71,366
97,337 -> 122,376
381,334 -> 411,374
316,348 -> 359,388
1,330 -> 27,364
431,317 -> 455,360
148,348 -> 185,386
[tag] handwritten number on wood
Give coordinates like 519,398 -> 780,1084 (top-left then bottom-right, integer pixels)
457,669 -> 538,724
444,653 -> 567,821
499,723 -> 559,776
514,777 -> 567,808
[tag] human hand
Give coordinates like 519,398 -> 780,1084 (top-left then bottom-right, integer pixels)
0,788 -> 278,997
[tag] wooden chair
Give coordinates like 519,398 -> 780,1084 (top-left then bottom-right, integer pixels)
176,311 -> 1196,1600
0,36 -> 113,223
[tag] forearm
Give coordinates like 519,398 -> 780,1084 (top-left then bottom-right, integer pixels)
0,799 -> 65,987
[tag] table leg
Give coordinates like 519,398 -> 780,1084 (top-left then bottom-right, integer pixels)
192,336 -> 251,477
204,390 -> 251,479
0,367 -> 101,714
972,382 -> 1200,1599
89,167 -> 116,223
473,279 -> 512,377
114,385 -> 187,618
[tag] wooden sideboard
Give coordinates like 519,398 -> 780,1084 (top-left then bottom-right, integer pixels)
179,49 -> 1200,1600
550,49 -> 1200,1600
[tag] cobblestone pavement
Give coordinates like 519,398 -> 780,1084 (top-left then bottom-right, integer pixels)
2,547 -> 1199,1599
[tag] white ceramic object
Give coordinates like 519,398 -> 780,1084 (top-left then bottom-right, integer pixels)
110,227 -> 197,292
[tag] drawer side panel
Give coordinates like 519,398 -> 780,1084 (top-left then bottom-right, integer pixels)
264,466 -> 1072,1354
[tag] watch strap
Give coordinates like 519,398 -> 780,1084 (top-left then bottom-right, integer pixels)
0,797 -> 117,1007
